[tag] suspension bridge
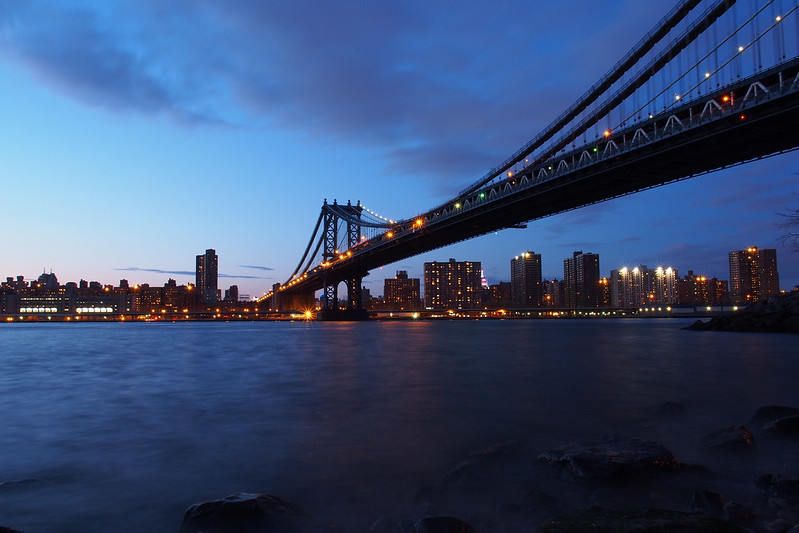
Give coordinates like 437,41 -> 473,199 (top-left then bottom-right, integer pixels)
259,0 -> 799,318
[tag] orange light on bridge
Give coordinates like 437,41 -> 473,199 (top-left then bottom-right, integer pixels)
603,130 -> 611,137
722,95 -> 730,102
386,231 -> 393,238
346,251 -> 352,257
415,218 -> 423,227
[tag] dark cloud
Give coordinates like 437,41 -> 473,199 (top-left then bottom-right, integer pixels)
238,265 -> 275,271
117,267 -> 195,276
0,0 -> 676,187
117,267 -> 267,279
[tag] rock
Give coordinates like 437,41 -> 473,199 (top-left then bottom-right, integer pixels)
441,440 -> 520,486
538,507 -> 747,532
700,425 -> 756,453
178,492 -> 302,533
690,489 -> 724,516
750,406 -> 799,427
684,292 -> 799,333
724,501 -> 756,522
765,518 -> 797,533
759,474 -> 799,505
537,435 -> 680,481
0,527 -> 24,533
765,415 -> 799,438
414,516 -> 478,533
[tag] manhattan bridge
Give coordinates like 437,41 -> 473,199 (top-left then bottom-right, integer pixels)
259,0 -> 799,318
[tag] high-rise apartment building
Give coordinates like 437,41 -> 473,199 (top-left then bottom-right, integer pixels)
424,258 -> 482,310
610,265 -> 678,307
510,251 -> 543,307
678,271 -> 731,305
384,270 -> 421,310
729,247 -> 779,304
563,251 -> 601,308
196,248 -> 219,304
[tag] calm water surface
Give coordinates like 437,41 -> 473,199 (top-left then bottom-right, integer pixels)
0,319 -> 797,532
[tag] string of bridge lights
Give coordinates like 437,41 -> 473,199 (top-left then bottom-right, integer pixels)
361,205 -> 396,224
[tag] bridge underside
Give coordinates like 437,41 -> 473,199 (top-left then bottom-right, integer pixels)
279,66 -> 799,302
324,88 -> 799,282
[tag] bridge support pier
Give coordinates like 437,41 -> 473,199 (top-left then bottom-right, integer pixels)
271,284 -> 315,314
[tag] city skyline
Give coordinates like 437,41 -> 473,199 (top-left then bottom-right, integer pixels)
1,1 -> 797,296
2,242 -> 786,302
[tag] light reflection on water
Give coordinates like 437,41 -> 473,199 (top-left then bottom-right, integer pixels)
0,319 -> 796,532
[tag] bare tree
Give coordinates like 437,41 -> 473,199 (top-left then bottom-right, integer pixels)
780,207 -> 799,252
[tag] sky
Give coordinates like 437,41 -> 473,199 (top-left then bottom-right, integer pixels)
1,0 -> 797,299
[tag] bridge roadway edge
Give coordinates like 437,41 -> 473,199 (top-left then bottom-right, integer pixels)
279,69 -> 799,307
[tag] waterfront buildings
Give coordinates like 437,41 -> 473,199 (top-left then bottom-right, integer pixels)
384,270 -> 421,310
563,251 -> 601,308
678,271 -> 731,305
729,247 -> 780,304
424,259 -> 482,310
196,248 -> 219,304
609,265 -> 679,307
510,251 -> 543,307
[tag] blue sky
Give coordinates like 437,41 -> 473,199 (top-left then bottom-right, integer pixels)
1,0 -> 797,298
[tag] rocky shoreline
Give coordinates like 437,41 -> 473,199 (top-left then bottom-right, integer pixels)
686,292 -> 799,333
5,404 -> 798,532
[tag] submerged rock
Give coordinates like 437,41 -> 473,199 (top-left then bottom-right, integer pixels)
0,526 -> 24,533
538,507 -> 747,532
765,415 -> 799,438
724,501 -> 756,522
750,406 -> 799,427
690,490 -> 725,517
414,516 -> 477,532
441,440 -> 520,486
700,425 -> 756,453
758,474 -> 799,505
179,492 -> 302,533
537,436 -> 680,481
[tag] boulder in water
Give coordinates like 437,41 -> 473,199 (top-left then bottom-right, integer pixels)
750,406 -> 799,427
537,435 -> 680,481
179,492 -> 302,533
538,507 -> 747,532
700,425 -> 756,453
414,515 -> 477,533
441,440 -> 520,486
764,415 -> 799,438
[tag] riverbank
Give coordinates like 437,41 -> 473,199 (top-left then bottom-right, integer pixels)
686,292 -> 799,333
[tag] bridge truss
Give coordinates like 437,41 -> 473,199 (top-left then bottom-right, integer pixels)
260,0 -> 799,312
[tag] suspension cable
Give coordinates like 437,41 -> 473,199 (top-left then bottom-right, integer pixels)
458,0 -> 705,197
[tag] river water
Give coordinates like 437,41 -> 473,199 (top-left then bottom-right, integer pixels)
0,319 -> 797,532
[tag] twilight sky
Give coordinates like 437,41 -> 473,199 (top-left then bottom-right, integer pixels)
1,0 -> 797,298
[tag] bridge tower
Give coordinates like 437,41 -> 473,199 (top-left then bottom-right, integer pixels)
321,199 -> 366,315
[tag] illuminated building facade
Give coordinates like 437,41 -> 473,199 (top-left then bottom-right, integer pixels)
196,248 -> 219,304
384,270 -> 421,310
678,271 -> 731,304
424,258 -> 482,310
563,251 -> 601,308
729,247 -> 779,304
510,251 -> 542,307
610,265 -> 678,306
543,279 -> 562,307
